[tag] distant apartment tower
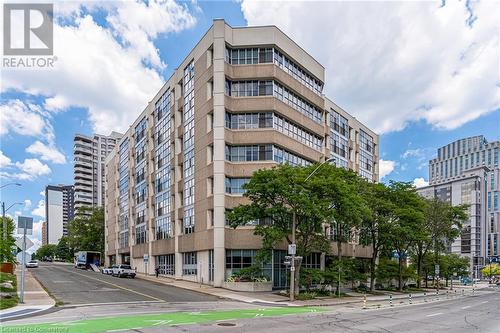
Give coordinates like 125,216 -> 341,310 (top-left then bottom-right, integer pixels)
105,20 -> 379,288
44,184 -> 74,244
74,132 -> 122,212
418,136 -> 500,277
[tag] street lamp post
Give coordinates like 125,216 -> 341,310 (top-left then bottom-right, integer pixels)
1,183 -> 22,242
289,157 -> 334,301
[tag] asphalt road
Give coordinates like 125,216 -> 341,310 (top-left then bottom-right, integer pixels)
30,262 -> 220,305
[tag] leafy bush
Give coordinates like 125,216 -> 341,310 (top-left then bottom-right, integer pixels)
296,291 -> 317,300
226,265 -> 269,282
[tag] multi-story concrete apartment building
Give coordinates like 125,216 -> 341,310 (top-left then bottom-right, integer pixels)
44,184 -> 74,244
105,20 -> 379,289
74,132 -> 122,212
418,136 -> 500,277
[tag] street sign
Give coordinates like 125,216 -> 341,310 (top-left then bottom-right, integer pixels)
17,216 -> 33,235
15,237 -> 33,251
290,266 -> 295,272
143,254 -> 149,263
288,244 -> 296,255
435,264 -> 440,276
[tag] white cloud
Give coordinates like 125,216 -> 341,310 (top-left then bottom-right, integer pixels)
32,199 -> 46,218
14,158 -> 51,180
379,159 -> 396,180
413,177 -> 429,188
40,191 -> 45,197
1,1 -> 197,135
24,199 -> 32,210
0,100 -> 53,141
0,151 -> 12,168
241,1 -> 500,134
402,149 -> 424,159
26,141 -> 67,164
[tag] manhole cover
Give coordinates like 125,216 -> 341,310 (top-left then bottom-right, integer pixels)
217,322 -> 236,327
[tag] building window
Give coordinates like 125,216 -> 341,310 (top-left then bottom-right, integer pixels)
135,182 -> 146,204
225,80 -> 273,97
225,145 -> 273,162
156,254 -> 175,275
225,112 -> 273,129
135,224 -> 146,244
155,216 -> 172,240
135,208 -> 145,225
225,177 -> 250,194
302,253 -> 321,269
156,191 -> 171,217
135,117 -> 147,143
182,252 -> 197,275
274,114 -> 322,151
118,231 -> 129,248
225,249 -> 257,272
184,207 -> 195,234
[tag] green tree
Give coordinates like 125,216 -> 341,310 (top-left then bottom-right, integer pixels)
67,207 -> 105,255
0,216 -> 16,263
421,199 -> 468,288
36,244 -> 57,259
56,236 -> 73,262
481,263 -> 500,278
386,182 -> 426,291
376,257 -> 416,289
227,164 -> 334,294
440,253 -> 469,286
359,182 -> 393,291
311,164 -> 367,294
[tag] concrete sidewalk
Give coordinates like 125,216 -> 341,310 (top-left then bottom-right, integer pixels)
137,274 -> 488,308
137,274 -> 292,305
0,267 -> 55,321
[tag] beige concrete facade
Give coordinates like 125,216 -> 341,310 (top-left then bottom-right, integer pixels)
105,20 -> 379,289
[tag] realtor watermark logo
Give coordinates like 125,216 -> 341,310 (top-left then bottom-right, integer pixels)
3,3 -> 56,68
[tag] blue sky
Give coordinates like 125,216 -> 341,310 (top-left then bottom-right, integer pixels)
1,1 -> 498,247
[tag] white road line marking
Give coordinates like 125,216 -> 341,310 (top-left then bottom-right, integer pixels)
461,305 -> 471,309
480,301 -> 489,304
426,313 -> 443,317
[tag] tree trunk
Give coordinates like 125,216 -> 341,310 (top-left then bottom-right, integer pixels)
425,269 -> 428,288
416,250 -> 423,289
370,253 -> 376,292
336,223 -> 343,295
398,255 -> 403,291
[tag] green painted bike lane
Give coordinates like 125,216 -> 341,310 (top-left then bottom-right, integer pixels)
1,307 -> 325,333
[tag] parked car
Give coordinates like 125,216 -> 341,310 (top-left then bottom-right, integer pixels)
112,264 -> 136,278
102,265 -> 117,275
25,260 -> 39,268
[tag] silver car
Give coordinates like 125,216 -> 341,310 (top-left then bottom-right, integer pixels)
25,260 -> 39,268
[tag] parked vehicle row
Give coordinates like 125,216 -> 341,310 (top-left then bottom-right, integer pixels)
101,264 -> 136,278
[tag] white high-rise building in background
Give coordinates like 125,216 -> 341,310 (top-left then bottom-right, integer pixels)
418,135 -> 500,278
74,132 -> 122,212
45,184 -> 74,245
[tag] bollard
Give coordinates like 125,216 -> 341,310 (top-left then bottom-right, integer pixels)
472,287 -> 475,295
436,289 -> 439,300
446,290 -> 449,298
390,294 -> 393,307
424,292 -> 427,302
409,293 -> 412,304
363,294 -> 367,309
461,289 -> 464,296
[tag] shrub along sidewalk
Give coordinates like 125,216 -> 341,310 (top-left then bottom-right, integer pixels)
0,272 -> 19,310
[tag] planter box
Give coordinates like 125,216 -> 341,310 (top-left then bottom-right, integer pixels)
223,281 -> 273,292
0,263 -> 14,274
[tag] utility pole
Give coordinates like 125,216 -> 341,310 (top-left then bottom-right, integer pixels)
290,211 -> 296,302
20,225 -> 27,303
